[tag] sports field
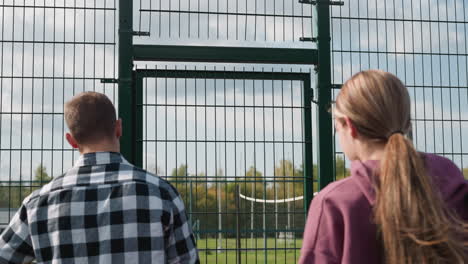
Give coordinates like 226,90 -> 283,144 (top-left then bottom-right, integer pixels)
197,238 -> 303,263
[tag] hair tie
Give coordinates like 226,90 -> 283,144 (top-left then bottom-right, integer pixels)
389,130 -> 404,138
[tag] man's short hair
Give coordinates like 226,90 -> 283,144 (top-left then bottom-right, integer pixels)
65,92 -> 117,144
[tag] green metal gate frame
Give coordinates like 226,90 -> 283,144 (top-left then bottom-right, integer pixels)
133,69 -> 315,209
116,0 -> 337,195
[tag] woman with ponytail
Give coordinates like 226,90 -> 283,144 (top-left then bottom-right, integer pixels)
299,70 -> 468,264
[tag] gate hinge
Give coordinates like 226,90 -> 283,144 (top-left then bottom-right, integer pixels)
118,30 -> 150,36
300,37 -> 317,42
132,31 -> 150,36
100,78 -> 119,84
299,0 -> 344,6
300,37 -> 331,42
311,89 -> 319,104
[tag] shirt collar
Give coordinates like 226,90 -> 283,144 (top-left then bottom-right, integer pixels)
74,152 -> 130,167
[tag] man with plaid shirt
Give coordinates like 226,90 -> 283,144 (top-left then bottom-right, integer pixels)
0,92 -> 199,263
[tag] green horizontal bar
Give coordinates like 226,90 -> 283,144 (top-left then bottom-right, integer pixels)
197,248 -> 302,252
133,45 -> 318,65
331,16 -> 468,24
0,76 -> 112,80
192,228 -> 304,235
0,181 -> 51,184
0,4 -> 116,10
0,40 -> 115,45
332,50 -> 468,56
100,78 -> 119,84
159,180 -> 308,184
137,139 -> 308,143
140,104 -> 305,109
135,69 -> 310,81
140,9 -> 311,19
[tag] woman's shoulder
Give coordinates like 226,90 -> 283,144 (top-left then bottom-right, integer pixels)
423,153 -> 464,180
422,153 -> 468,203
314,176 -> 369,209
423,152 -> 456,164
423,153 -> 462,171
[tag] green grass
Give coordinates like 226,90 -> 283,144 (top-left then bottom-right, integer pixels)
196,238 -> 303,264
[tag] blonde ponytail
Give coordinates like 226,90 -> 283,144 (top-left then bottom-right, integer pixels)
376,133 -> 467,263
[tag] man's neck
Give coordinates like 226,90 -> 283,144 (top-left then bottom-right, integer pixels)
78,142 -> 120,155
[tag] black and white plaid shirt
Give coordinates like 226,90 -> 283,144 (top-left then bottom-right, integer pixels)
0,152 -> 199,264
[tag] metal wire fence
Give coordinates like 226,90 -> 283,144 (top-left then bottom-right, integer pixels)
0,0 -> 467,263
331,0 -> 468,180
135,68 -> 315,263
0,0 -> 118,227
134,0 -> 315,46
130,0 -> 320,262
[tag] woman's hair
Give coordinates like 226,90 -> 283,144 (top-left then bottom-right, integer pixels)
335,70 -> 467,263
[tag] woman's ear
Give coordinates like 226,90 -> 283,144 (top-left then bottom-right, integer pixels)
344,117 -> 359,139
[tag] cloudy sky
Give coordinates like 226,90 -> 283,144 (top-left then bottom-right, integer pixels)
0,0 -> 467,182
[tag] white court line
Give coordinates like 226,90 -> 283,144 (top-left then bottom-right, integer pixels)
239,193 -> 304,203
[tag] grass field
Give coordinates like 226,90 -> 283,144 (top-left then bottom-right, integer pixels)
197,238 -> 303,263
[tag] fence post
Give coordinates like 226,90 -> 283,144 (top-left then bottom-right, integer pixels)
236,184 -> 242,264
303,77 -> 314,210
316,1 -> 334,191
118,0 -> 134,162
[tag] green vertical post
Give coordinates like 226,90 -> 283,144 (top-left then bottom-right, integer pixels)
303,77 -> 314,210
118,0 -> 134,162
189,180 -> 193,224
235,184 -> 241,264
316,1 -> 334,190
134,75 -> 143,167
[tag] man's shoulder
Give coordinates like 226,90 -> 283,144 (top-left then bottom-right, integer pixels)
25,165 -> 181,205
136,169 -> 182,199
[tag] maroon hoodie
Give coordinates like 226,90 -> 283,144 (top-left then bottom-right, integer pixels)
299,153 -> 468,264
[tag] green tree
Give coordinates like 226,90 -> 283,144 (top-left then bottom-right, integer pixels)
34,164 -> 52,186
0,165 -> 52,209
246,166 -> 263,178
168,164 -> 190,208
294,163 -> 319,193
272,160 -> 305,199
335,156 -> 350,180
170,164 -> 188,177
0,185 -> 8,208
239,166 -> 264,197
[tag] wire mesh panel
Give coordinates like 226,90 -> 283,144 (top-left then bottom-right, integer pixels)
331,0 -> 468,180
0,0 -> 118,228
134,0 -> 315,47
137,69 -> 314,263
130,0 -> 320,262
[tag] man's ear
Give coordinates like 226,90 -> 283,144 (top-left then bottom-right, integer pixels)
344,117 -> 358,138
115,119 -> 122,139
66,133 -> 79,149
